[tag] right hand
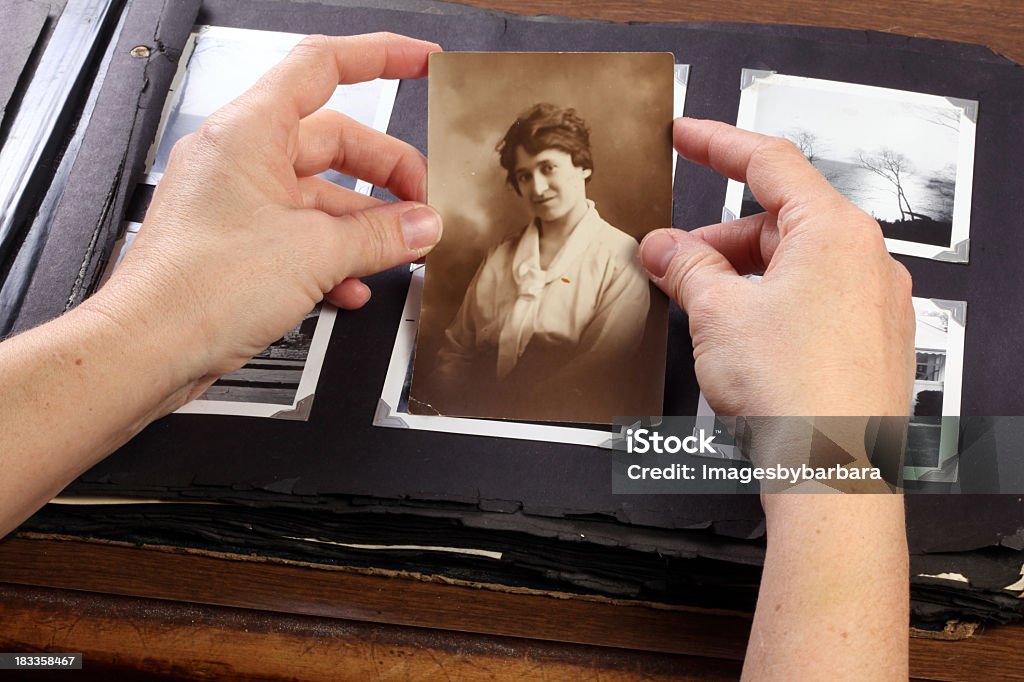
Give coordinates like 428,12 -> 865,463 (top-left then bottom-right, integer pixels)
640,118 -> 915,417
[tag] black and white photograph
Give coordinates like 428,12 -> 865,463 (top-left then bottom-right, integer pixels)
146,25 -> 400,195
125,26 -> 401,419
190,306 -> 321,407
903,297 -> 966,482
409,52 -> 674,424
98,221 -> 333,420
695,294 -> 966,484
724,71 -> 977,263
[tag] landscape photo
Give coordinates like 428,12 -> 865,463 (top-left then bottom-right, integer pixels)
727,72 -> 976,262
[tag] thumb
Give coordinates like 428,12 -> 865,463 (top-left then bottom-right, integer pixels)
640,228 -> 739,315
321,202 -> 443,278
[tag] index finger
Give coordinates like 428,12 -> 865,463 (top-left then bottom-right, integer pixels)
247,33 -> 441,120
674,117 -> 842,221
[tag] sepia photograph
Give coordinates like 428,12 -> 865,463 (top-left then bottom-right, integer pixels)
410,52 -> 674,424
724,71 -> 976,263
374,265 -> 612,446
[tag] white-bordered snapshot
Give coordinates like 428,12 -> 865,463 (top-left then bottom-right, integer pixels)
97,221 -> 335,420
671,64 -> 690,182
694,295 -> 966,483
144,25 -> 400,194
374,63 -> 688,442
118,25 -> 400,420
724,71 -> 977,263
903,297 -> 966,482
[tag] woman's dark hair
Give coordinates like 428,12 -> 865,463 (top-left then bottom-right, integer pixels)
496,103 -> 593,196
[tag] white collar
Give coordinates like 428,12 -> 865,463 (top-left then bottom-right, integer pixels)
511,200 -> 602,286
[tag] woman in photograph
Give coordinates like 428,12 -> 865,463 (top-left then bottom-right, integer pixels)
425,103 -> 651,422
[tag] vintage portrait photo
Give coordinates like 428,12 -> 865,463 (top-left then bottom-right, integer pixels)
724,71 -> 977,263
409,52 -> 674,425
376,63 -> 688,442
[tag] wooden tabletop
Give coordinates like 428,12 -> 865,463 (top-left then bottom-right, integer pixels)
2,1 -> 1023,680
463,0 -> 1024,64
1,537 -> 1023,680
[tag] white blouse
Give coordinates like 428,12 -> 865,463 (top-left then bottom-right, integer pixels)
432,202 -> 650,415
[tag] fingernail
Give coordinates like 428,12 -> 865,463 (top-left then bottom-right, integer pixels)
401,206 -> 442,251
641,230 -> 678,279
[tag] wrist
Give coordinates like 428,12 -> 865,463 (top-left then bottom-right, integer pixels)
77,283 -> 207,418
0,288 -> 201,533
761,493 -> 907,544
738,416 -> 898,493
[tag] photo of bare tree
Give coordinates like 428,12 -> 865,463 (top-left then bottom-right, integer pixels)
729,72 -> 976,262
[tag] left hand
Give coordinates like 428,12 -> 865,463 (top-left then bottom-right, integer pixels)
89,33 -> 444,403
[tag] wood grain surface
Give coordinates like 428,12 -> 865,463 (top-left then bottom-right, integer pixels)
1,538 -> 1023,680
459,0 -> 1024,63
0,538 -> 752,660
0,582 -> 742,681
